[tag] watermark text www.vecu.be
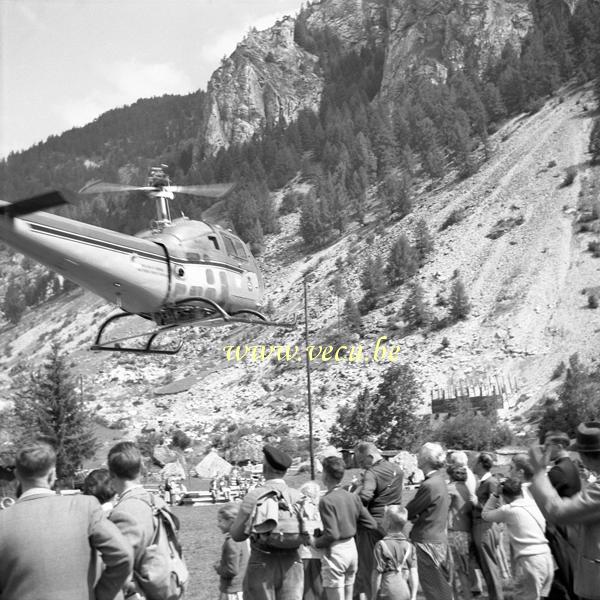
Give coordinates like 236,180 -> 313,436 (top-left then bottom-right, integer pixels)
223,335 -> 400,363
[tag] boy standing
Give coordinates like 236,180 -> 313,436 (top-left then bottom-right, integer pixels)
314,456 -> 378,600
214,503 -> 250,600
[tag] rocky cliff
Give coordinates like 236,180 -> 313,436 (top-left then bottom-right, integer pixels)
199,0 -> 537,155
381,0 -> 532,96
200,17 -> 323,157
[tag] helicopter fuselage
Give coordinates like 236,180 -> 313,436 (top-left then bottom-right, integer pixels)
0,202 -> 264,320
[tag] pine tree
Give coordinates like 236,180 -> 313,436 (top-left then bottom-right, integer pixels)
449,277 -> 471,322
329,387 -> 374,448
13,344 -> 97,481
482,82 -> 507,122
414,219 -> 434,266
359,255 -> 387,313
371,364 -> 422,450
386,235 -> 418,286
299,192 -> 320,247
590,119 -> 600,165
1,276 -> 26,324
382,173 -> 412,217
402,283 -> 431,330
344,296 -> 363,334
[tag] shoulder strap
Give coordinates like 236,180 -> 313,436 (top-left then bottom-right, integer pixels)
514,503 -> 545,537
379,539 -> 410,571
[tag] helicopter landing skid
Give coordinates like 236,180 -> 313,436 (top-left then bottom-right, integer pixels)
91,312 -> 183,355
91,301 -> 295,354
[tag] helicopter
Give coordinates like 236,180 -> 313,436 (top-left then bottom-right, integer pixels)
0,165 -> 293,354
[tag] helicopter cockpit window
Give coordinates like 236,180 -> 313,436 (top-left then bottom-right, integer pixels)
232,238 -> 247,259
223,235 -> 247,260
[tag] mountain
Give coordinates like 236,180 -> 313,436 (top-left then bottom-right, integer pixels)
1,0 -> 600,453
197,0 -> 535,154
199,17 -> 323,157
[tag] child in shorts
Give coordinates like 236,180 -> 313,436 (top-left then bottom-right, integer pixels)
371,505 -> 418,600
214,502 -> 250,600
313,456 -> 378,600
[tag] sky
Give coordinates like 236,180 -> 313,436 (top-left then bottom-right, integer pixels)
0,0 -> 305,158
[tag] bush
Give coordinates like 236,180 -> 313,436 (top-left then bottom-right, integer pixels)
440,208 -> 466,231
551,361 -> 566,380
589,294 -> 599,309
560,167 -> 577,188
588,241 -> 600,257
435,410 -> 513,450
537,354 -> 600,442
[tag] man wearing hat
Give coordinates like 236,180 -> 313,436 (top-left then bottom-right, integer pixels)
544,431 -> 581,499
230,444 -> 304,600
531,422 -> 600,600
542,430 -> 581,600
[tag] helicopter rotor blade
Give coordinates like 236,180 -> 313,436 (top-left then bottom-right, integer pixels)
0,190 -> 70,218
79,181 -> 156,195
165,183 -> 235,198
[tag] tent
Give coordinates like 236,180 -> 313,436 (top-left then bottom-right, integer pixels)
193,451 -> 232,478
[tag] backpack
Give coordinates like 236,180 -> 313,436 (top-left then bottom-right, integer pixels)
133,494 -> 189,600
247,488 -> 308,550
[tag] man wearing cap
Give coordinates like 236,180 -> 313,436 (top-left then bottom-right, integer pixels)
545,431 -> 581,499
230,444 -> 303,600
530,422 -> 600,600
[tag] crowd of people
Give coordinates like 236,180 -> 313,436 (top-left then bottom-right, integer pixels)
2,422 -> 600,600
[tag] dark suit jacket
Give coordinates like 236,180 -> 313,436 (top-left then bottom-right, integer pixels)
473,474 -> 499,525
0,491 -> 132,600
406,470 -> 450,543
549,456 -> 581,498
357,459 -> 403,523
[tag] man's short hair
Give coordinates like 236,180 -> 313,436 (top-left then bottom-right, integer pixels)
383,505 -> 407,532
420,442 -> 446,469
83,468 -> 115,504
354,441 -> 379,457
512,453 -> 534,481
448,451 -> 468,467
107,441 -> 142,480
16,442 -> 56,479
500,477 -> 522,502
322,456 -> 345,482
476,452 -> 494,470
